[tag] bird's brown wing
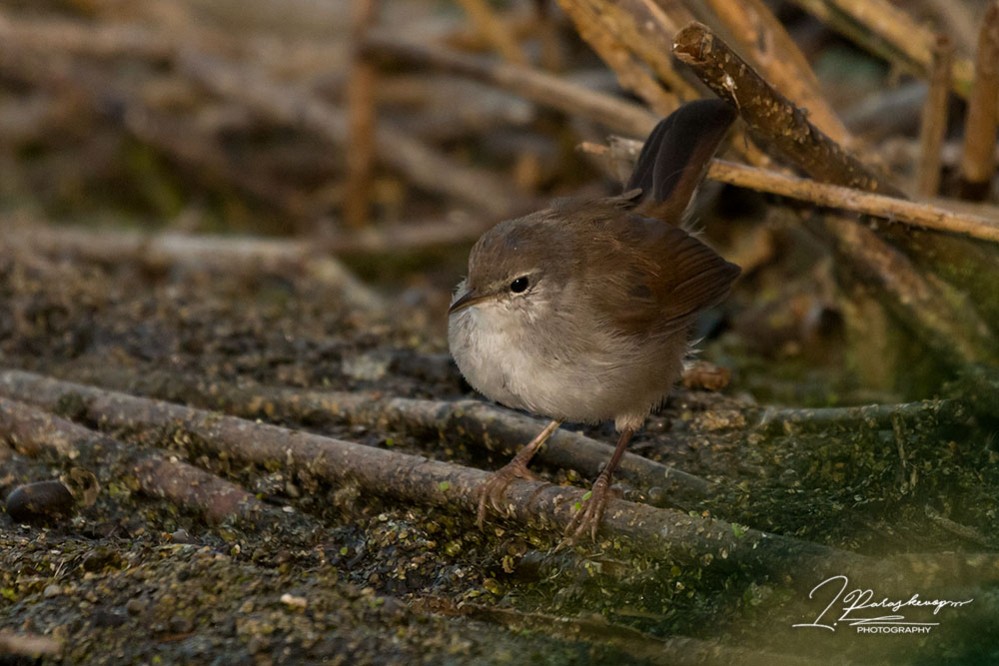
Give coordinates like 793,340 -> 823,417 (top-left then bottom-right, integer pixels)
581,214 -> 740,338
585,99 -> 739,336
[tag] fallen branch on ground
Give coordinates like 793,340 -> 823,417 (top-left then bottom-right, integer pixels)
1,369 -> 998,593
32,365 -> 716,509
0,397 -> 278,525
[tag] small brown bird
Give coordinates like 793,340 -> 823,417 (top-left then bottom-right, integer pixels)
448,99 -> 740,541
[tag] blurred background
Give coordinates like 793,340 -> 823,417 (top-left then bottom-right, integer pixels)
2,0 -> 998,405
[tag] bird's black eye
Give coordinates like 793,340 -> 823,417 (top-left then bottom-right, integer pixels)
509,276 -> 529,293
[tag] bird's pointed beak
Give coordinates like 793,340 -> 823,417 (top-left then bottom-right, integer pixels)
448,287 -> 491,314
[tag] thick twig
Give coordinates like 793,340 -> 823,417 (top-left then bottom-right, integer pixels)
554,0 -> 769,166
3,370 -> 999,592
587,140 -> 999,243
754,399 -> 965,435
0,397 -> 272,525
673,21 -> 901,196
362,33 -> 659,138
672,22 -> 998,367
0,370 -> 833,575
704,0 -> 852,146
959,1 -> 999,200
344,0 -> 379,228
32,365 -> 716,509
3,213 -> 489,258
917,36 -> 954,197
703,161 -> 999,244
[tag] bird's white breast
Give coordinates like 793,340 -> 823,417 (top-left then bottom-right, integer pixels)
448,299 -> 684,429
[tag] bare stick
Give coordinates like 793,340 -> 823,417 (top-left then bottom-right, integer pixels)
673,21 -> 902,196
588,138 -> 999,243
917,35 -> 954,197
30,364 -> 716,508
553,1 -> 769,165
362,33 -> 659,138
704,0 -> 852,146
755,399 -> 964,435
581,134 -> 999,243
3,369 -> 999,591
0,368 -> 953,592
671,21 -> 999,365
702,160 -> 999,244
344,0 -> 379,228
3,214 -> 489,262
0,397 -> 273,525
959,2 -> 999,200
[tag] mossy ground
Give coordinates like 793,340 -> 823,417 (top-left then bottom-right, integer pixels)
1,242 -> 995,664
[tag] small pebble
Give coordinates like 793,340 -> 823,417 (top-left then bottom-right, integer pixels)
169,529 -> 196,544
280,593 -> 307,610
126,598 -> 148,615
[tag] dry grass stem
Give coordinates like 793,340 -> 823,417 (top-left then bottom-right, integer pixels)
917,35 -> 955,196
959,2 -> 999,200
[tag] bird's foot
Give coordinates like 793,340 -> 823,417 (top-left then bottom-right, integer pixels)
475,460 -> 540,529
474,419 -> 561,529
559,474 -> 613,547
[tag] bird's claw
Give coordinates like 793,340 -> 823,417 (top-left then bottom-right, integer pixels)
558,476 -> 612,548
475,461 -> 540,529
